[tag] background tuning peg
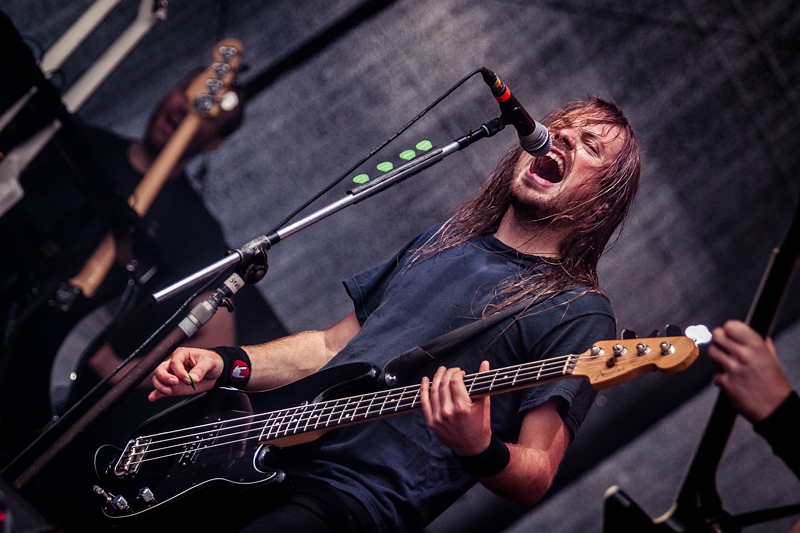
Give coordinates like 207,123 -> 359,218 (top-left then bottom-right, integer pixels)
620,329 -> 638,339
665,324 -> 683,336
647,329 -> 660,338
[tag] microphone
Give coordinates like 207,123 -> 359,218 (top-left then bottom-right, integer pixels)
481,68 -> 551,157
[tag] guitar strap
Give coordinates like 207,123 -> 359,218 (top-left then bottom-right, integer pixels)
378,293 -> 556,387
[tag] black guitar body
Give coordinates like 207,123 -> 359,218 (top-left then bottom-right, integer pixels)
91,362 -> 380,527
0,264 -> 142,457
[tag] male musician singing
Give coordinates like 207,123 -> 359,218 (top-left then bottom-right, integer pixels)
148,96 -> 641,532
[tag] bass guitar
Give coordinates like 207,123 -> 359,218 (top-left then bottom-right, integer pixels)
91,333 -> 701,521
0,39 -> 243,452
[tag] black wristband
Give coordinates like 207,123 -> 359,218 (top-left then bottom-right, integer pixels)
453,434 -> 510,478
211,346 -> 252,390
754,390 -> 800,442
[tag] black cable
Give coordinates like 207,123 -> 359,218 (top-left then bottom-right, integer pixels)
267,67 -> 486,234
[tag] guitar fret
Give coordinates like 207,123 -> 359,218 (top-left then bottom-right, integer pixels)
303,403 -> 320,432
283,407 -> 302,437
561,356 -> 572,375
259,410 -> 279,441
378,389 -> 392,415
393,389 -> 404,412
404,386 -> 417,411
290,404 -> 309,434
362,393 -> 378,419
278,407 -> 296,437
268,409 -> 289,439
338,398 -> 353,425
312,402 -> 328,429
466,376 -> 475,395
354,395 -> 369,420
324,399 -> 340,427
394,388 -> 406,411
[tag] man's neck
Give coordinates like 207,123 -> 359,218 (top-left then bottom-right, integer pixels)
494,206 -> 563,257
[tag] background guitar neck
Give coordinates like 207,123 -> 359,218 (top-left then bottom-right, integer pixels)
68,114 -> 202,298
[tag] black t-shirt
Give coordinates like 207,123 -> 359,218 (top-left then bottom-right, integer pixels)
282,224 -> 616,532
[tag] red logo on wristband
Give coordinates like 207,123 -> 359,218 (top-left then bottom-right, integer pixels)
231,360 -> 250,382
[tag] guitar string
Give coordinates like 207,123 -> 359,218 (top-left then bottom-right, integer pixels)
139,351 -> 578,444
122,353 -> 581,464
119,347 -> 677,468
129,347 -> 676,465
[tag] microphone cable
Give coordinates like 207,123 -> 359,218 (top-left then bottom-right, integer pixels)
266,67 -> 486,234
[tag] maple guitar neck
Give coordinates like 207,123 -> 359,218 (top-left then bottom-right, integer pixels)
67,115 -> 202,298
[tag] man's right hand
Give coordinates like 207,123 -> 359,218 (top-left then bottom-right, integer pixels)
148,347 -> 224,401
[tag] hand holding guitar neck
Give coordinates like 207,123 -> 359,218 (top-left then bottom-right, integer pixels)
707,320 -> 793,424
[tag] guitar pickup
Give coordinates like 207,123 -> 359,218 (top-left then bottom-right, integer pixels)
178,419 -> 226,466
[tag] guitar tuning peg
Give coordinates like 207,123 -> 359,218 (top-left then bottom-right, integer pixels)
647,329 -> 660,338
620,329 -> 638,339
665,324 -> 683,337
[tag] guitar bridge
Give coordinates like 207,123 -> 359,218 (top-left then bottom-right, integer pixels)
114,437 -> 151,478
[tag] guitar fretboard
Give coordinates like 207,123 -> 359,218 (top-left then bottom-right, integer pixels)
257,354 -> 579,441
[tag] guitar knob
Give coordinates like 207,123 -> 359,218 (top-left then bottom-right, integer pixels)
636,343 -> 650,356
110,494 -> 131,513
612,344 -> 627,357
137,487 -> 157,506
660,341 -> 675,355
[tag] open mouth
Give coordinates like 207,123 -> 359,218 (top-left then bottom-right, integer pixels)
530,152 -> 564,183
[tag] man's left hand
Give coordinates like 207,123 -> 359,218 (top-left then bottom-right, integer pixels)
420,360 -> 493,456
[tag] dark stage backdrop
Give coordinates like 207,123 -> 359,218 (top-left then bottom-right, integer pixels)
1,1 -> 798,531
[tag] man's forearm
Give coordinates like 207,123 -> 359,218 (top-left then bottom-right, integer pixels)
242,330 -> 334,391
478,442 -> 560,506
240,311 -> 362,391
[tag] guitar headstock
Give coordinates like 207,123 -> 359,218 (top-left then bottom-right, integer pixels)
184,38 -> 244,117
573,326 -> 708,390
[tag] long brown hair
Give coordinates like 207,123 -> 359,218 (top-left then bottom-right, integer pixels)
410,97 -> 641,314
